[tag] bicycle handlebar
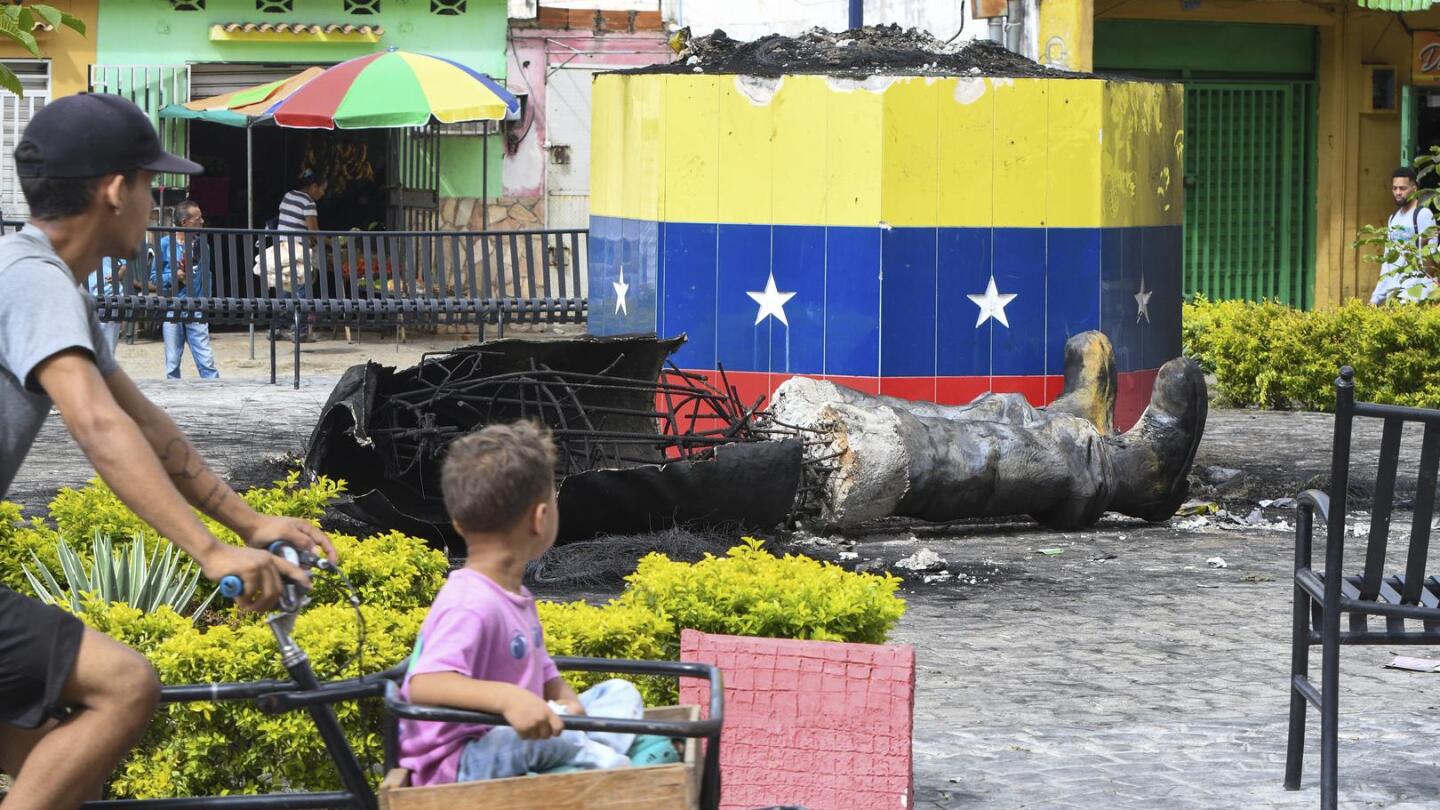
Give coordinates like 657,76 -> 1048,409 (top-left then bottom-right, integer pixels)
218,540 -> 327,612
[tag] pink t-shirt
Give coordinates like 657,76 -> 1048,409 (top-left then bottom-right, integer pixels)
397,568 -> 561,786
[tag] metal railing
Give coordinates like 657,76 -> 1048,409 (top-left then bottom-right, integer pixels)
97,225 -> 589,325
3,220 -> 591,387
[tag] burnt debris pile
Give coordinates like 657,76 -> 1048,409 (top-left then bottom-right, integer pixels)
305,335 -> 803,548
639,24 -> 1068,78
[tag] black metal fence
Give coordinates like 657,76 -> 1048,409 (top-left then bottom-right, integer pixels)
86,224 -> 589,328
3,220 -> 591,387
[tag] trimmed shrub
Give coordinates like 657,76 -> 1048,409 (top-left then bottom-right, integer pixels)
47,472 -> 343,550
619,537 -> 907,649
538,599 -> 677,705
1184,297 -> 1440,411
0,502 -> 62,592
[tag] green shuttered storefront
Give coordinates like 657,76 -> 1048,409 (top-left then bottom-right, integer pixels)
1097,20 -> 1319,309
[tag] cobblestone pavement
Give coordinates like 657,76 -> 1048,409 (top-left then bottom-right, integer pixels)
11,384 -> 1440,808
870,407 -> 1440,809
881,520 -> 1440,809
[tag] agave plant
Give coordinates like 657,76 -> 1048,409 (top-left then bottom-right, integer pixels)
23,531 -> 219,621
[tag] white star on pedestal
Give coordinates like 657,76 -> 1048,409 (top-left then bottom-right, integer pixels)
747,271 -> 796,327
967,276 -> 1017,328
1134,276 -> 1152,324
612,266 -> 629,316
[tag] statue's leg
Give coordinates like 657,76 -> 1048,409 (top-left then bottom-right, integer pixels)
1103,357 -> 1208,521
790,399 -> 1114,530
773,358 -> 1205,530
1046,331 -> 1118,434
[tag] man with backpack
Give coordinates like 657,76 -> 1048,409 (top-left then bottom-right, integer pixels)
1370,166 -> 1438,304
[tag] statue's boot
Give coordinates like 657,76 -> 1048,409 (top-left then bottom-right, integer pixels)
1104,358 -> 1209,521
1046,331 -> 1118,434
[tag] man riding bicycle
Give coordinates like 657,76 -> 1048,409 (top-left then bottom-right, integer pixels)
0,94 -> 337,810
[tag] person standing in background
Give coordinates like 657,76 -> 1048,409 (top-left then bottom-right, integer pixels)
278,169 -> 325,232
152,200 -> 218,379
267,170 -> 327,341
1370,167 -> 1438,304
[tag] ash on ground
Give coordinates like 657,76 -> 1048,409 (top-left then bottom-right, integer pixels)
632,24 -> 1077,79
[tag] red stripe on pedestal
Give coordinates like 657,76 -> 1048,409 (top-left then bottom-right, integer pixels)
822,375 -> 882,396
878,377 -> 937,402
989,375 -> 1049,407
1116,368 -> 1159,432
670,371 -> 1153,427
936,377 -> 993,406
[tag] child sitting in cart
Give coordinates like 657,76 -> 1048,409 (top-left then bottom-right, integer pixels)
397,421 -> 646,786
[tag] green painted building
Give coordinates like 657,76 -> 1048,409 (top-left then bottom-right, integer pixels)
91,0 -> 507,228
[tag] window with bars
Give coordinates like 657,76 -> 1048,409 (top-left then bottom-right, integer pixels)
430,0 -> 465,15
256,0 -> 293,13
170,0 -> 204,10
344,0 -> 380,14
0,61 -> 49,219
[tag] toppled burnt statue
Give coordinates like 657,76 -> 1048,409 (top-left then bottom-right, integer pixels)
305,335 -> 802,547
767,331 -> 1208,530
307,331 -> 1204,545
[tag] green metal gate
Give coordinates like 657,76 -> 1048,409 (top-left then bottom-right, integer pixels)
1183,81 -> 1317,309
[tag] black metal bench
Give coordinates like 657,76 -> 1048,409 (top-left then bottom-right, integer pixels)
90,224 -> 589,387
1286,366 -> 1440,808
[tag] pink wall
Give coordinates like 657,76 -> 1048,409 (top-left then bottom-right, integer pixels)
503,28 -> 671,201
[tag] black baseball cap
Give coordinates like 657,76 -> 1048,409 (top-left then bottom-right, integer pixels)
16,93 -> 202,179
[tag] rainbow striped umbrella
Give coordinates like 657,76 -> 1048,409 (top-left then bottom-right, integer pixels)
263,48 -> 519,130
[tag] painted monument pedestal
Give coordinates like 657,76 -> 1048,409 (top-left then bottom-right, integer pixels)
587,69 -> 1183,430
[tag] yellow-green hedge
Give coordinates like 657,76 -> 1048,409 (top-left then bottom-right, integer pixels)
1184,297 -> 1440,410
1,480 -> 907,800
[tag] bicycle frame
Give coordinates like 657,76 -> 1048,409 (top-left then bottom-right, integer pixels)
77,609 -> 727,810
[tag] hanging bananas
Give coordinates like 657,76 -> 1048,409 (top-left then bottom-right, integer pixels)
298,138 -> 376,197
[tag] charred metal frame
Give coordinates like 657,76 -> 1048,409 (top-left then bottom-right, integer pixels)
367,351 -> 769,485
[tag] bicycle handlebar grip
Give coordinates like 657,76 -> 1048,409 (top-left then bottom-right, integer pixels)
219,575 -> 244,599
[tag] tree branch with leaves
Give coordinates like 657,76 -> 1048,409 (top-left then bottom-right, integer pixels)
0,3 -> 84,97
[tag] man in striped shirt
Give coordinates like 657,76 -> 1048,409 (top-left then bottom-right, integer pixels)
266,170 -> 327,340
277,169 -> 326,232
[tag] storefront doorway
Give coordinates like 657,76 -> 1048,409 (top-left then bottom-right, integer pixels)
185,120 -> 389,232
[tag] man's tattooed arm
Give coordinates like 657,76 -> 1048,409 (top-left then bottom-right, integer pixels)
156,433 -> 248,527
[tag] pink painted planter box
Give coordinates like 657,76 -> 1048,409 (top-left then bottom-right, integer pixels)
678,630 -> 915,810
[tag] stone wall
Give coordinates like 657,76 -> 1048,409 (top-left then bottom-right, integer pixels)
438,195 -> 545,232
431,195 -> 583,318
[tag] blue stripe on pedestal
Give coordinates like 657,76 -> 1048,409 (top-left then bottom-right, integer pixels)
589,216 -> 1183,386
1045,228 -> 1102,375
1141,225 -> 1184,370
587,214 -> 656,336
660,221 -> 718,370
768,225 -> 826,375
991,228 -> 1047,377
937,227 -> 991,378
879,227 -> 938,378
824,227 -> 881,378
